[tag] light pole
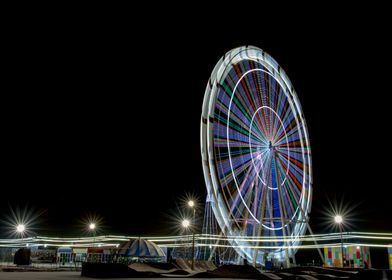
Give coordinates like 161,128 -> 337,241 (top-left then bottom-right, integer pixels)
182,218 -> 194,270
89,223 -> 96,247
188,200 -> 196,270
335,215 -> 344,267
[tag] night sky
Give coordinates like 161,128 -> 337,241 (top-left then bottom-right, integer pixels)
1,10 -> 391,238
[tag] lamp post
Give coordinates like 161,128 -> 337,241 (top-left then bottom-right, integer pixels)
335,215 -> 344,267
182,218 -> 195,270
89,223 -> 96,247
188,200 -> 196,270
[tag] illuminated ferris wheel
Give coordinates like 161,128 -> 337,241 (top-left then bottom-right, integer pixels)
201,46 -> 312,264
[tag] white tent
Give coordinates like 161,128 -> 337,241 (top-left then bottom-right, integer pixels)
119,238 -> 165,258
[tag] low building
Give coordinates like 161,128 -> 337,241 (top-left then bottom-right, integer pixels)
324,246 -> 371,268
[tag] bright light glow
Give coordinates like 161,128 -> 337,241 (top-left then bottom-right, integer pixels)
4,205 -> 44,238
182,219 -> 190,228
188,200 -> 195,208
356,246 -> 360,249
89,223 -> 96,230
335,215 -> 343,224
16,224 -> 25,233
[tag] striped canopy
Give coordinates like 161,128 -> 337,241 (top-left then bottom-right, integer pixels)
118,238 -> 165,257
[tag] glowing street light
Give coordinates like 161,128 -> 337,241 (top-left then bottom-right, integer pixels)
188,200 -> 195,208
334,215 -> 343,224
16,224 -> 25,234
89,223 -> 97,247
187,200 -> 197,270
335,215 -> 344,267
181,218 -> 194,268
182,219 -> 190,228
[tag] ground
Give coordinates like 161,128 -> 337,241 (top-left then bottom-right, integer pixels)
0,273 -> 234,280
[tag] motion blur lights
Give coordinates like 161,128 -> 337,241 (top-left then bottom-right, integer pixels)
1,232 -> 391,250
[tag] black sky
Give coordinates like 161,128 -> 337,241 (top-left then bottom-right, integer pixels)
1,8 -> 391,238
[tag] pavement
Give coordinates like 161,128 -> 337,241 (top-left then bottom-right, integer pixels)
0,273 -> 237,280
0,267 -> 391,279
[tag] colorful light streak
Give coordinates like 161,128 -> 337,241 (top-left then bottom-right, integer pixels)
1,232 -> 391,249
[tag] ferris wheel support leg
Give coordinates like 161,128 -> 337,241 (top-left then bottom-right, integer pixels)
276,174 -> 291,268
208,230 -> 225,262
305,221 -> 325,265
292,253 -> 297,265
252,180 -> 266,268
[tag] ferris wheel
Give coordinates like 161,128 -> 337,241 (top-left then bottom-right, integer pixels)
201,46 -> 312,264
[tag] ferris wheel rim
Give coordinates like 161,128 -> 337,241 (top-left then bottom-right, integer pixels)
201,45 -> 312,262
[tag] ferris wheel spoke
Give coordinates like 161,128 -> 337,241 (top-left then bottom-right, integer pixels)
282,181 -> 301,218
276,118 -> 299,142
275,156 -> 290,186
216,138 -> 265,150
270,97 -> 282,142
283,188 -> 298,220
255,152 -> 273,185
278,177 -> 296,217
214,117 -> 251,141
248,125 -> 269,145
273,111 -> 297,140
236,72 -> 259,114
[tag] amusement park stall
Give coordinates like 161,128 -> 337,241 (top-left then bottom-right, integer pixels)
324,246 -> 371,268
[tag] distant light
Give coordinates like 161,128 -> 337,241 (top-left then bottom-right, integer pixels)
44,244 -> 47,248
89,223 -> 96,230
182,219 -> 190,228
16,224 -> 25,233
334,215 -> 343,224
26,244 -> 29,247
116,244 -> 119,248
98,244 -> 102,247
356,246 -> 360,249
188,200 -> 195,208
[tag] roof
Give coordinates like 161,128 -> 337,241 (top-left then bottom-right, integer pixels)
118,238 -> 165,257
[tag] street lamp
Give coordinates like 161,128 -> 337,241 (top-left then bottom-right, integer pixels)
182,219 -> 190,228
16,224 -> 25,234
188,200 -> 196,270
335,215 -> 344,267
182,217 -> 195,270
89,223 -> 96,247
